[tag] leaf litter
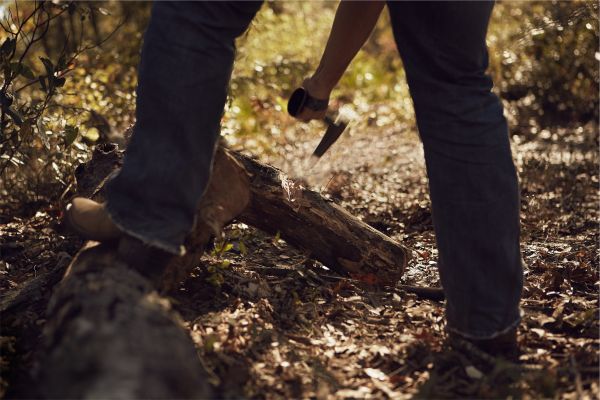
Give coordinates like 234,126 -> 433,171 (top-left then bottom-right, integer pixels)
1,122 -> 598,399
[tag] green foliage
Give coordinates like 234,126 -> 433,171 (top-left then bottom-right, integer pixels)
206,225 -> 252,287
226,1 -> 598,154
0,1 -> 597,211
207,239 -> 235,287
0,2 -> 80,207
224,3 -> 412,154
0,1 -> 144,211
488,0 -> 599,127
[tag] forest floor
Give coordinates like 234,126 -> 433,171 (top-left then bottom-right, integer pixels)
1,121 -> 598,399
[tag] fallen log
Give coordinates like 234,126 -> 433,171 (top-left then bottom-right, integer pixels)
0,252 -> 71,321
74,143 -> 409,288
27,142 -> 409,397
235,152 -> 408,285
1,254 -> 71,399
36,242 -> 212,399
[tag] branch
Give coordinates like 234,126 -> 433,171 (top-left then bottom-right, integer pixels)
0,16 -> 15,34
9,1 -> 44,59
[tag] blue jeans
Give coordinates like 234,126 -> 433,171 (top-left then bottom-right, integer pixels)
106,1 -> 522,339
106,1 -> 263,255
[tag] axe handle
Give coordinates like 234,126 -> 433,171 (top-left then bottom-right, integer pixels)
287,87 -> 328,117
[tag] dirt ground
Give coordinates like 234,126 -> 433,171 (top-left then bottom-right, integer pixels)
1,122 -> 598,399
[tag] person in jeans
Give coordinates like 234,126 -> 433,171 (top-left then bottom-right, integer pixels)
66,1 -> 523,356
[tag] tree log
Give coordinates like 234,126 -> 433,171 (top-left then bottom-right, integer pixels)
235,152 -> 408,285
0,252 -> 70,321
36,242 -> 212,399
27,142 -> 408,397
74,143 -> 408,287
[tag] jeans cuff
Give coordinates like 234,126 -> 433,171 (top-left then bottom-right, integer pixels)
446,311 -> 522,340
104,202 -> 186,257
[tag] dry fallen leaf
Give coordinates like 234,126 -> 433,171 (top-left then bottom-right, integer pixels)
365,368 -> 387,381
465,366 -> 484,380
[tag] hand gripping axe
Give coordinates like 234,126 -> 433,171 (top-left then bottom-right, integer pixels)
287,87 -> 348,161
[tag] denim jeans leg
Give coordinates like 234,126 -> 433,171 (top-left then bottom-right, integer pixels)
105,2 -> 263,255
387,1 -> 523,338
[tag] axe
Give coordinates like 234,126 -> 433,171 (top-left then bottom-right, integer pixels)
287,87 -> 348,160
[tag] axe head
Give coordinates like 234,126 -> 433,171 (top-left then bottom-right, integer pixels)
312,116 -> 348,159
286,86 -> 350,163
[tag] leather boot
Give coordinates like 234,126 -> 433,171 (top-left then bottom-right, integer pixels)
117,235 -> 174,288
64,197 -> 122,242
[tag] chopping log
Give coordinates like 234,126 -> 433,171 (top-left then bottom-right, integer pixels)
74,142 -> 408,288
235,152 -> 408,285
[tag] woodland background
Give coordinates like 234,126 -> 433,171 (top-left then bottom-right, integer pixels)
0,1 -> 598,399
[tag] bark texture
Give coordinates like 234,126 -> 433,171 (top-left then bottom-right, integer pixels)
235,152 -> 408,285
37,242 -> 212,399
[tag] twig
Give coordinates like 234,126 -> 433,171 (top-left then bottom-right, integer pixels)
395,284 -> 445,301
13,0 -> 19,29
246,261 -> 445,301
9,1 -> 43,59
569,353 -> 584,399
0,16 -> 14,34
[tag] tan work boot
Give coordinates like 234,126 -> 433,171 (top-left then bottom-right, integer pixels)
65,197 -> 173,288
64,197 -> 122,242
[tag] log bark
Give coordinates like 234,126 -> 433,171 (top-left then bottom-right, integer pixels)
0,252 -> 70,320
75,143 -> 409,287
36,242 -> 212,399
235,153 -> 408,285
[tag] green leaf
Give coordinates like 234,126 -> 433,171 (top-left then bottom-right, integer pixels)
238,241 -> 247,255
220,260 -> 231,269
38,76 -> 47,91
54,77 -> 66,88
223,243 -> 234,252
1,92 -> 13,107
6,109 -> 22,126
213,241 -> 223,254
57,54 -> 67,72
0,38 -> 15,57
82,127 -> 99,142
39,57 -> 54,77
9,62 -> 21,74
64,124 -> 79,146
20,64 -> 35,80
